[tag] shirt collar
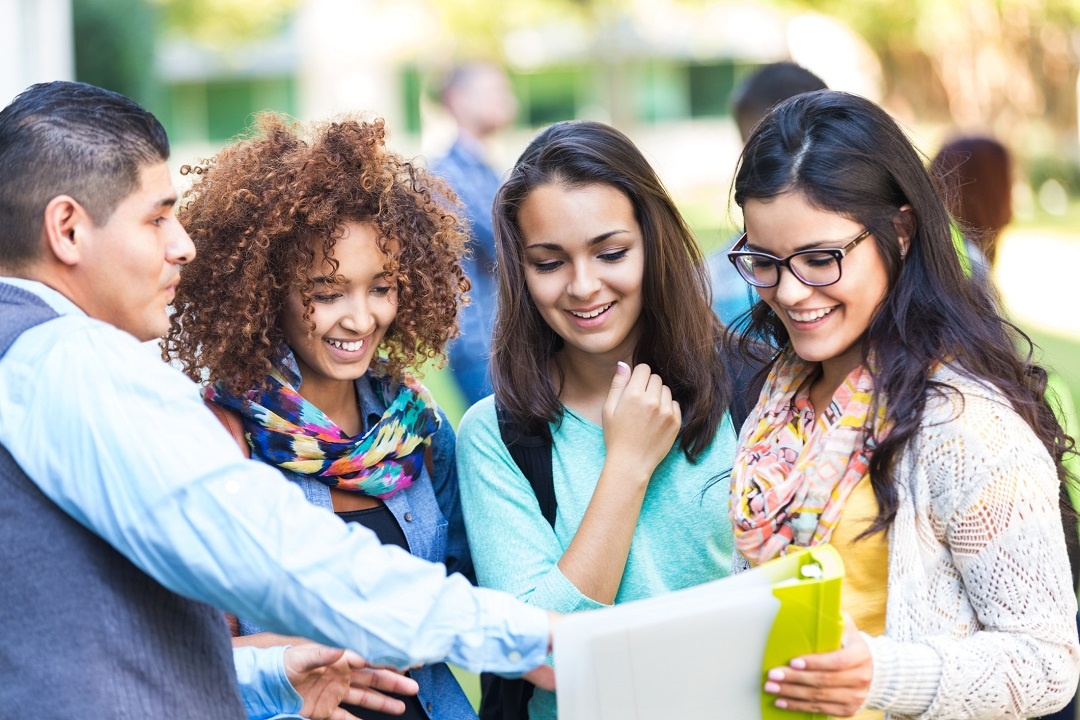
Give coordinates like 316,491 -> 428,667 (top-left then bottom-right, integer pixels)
0,278 -> 86,317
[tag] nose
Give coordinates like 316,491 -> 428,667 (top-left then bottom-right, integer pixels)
339,294 -> 376,336
567,259 -> 601,300
772,265 -> 813,307
167,221 -> 196,266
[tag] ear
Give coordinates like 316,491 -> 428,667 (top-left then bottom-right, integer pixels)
893,204 -> 915,257
41,195 -> 92,267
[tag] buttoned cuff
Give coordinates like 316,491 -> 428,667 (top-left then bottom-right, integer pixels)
457,586 -> 553,675
232,645 -> 304,720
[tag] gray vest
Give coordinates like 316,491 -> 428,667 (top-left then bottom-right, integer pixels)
0,283 -> 246,719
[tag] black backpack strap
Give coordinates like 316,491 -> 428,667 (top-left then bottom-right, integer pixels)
495,401 -> 556,528
723,347 -> 768,436
480,401 -> 556,720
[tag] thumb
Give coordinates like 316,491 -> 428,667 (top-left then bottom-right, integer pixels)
286,644 -> 346,675
604,361 -> 632,414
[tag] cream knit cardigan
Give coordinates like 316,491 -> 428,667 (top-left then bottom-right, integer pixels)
858,366 -> 1080,719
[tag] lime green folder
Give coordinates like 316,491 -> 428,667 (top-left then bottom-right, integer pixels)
758,544 -> 846,720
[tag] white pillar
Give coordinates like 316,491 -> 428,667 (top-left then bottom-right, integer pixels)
0,0 -> 75,107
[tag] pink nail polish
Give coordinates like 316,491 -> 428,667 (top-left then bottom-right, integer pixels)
775,699 -> 788,709
767,669 -> 784,681
790,658 -> 807,670
764,681 -> 780,693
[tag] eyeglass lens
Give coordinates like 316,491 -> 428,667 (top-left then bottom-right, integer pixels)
734,251 -> 842,287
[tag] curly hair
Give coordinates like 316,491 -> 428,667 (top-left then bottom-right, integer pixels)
161,114 -> 469,395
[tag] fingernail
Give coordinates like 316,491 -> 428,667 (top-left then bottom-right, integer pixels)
763,681 -> 781,693
616,361 -> 630,375
767,669 -> 784,681
790,658 -> 807,670
775,699 -> 788,709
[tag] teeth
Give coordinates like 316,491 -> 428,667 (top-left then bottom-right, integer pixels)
787,307 -> 834,323
327,339 -> 364,352
570,303 -> 613,319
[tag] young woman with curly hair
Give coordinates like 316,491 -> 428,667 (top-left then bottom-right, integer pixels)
454,120 -> 747,720
163,114 -> 476,720
727,91 -> 1079,718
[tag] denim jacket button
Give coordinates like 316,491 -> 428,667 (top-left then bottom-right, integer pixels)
404,512 -> 414,522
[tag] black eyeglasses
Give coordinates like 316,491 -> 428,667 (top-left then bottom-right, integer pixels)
726,229 -> 872,288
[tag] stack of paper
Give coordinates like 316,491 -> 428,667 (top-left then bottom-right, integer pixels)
553,545 -> 844,720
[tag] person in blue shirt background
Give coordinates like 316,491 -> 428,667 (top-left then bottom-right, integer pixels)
432,62 -> 519,405
0,80 -> 553,719
707,62 -> 827,328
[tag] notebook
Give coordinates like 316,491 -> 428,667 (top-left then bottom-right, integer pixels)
553,545 -> 845,720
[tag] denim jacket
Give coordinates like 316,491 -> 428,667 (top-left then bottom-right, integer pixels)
239,369 -> 477,720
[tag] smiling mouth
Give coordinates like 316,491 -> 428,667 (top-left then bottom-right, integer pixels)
568,302 -> 614,319
326,338 -> 365,352
787,307 -> 836,323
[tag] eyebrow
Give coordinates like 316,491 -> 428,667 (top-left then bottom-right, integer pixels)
525,229 -> 629,251
744,238 -> 840,253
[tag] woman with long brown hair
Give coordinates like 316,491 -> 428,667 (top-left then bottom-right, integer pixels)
728,91 -> 1078,718
455,120 -> 745,720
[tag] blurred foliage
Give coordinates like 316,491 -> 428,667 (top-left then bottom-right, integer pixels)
427,0 -> 626,59
72,0 -> 159,106
150,0 -> 300,47
776,0 -> 1080,153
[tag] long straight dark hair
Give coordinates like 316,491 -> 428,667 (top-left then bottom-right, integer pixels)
491,120 -> 729,461
733,91 -> 1074,535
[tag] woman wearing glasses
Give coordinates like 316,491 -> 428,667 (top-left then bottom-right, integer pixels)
727,90 -> 1080,718
455,120 -> 745,720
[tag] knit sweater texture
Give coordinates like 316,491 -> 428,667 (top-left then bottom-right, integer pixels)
860,365 -> 1079,719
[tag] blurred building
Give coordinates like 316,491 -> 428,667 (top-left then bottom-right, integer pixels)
2,0 -> 75,107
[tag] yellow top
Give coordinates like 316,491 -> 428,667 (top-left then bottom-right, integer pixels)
829,477 -> 889,720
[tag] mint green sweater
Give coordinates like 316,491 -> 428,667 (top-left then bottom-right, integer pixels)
456,396 -> 737,719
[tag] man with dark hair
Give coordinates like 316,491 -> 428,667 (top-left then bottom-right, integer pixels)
710,62 -> 827,326
0,81 -> 552,719
431,62 -> 518,405
730,61 -> 828,143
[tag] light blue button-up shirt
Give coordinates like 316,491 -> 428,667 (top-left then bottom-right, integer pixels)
0,280 -> 549,708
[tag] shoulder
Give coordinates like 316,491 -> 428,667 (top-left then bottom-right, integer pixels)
920,365 -> 1031,438
12,314 -> 193,400
908,364 -> 1056,501
456,395 -> 499,439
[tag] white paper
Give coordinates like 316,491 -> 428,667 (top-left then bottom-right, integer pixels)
554,568 -> 783,720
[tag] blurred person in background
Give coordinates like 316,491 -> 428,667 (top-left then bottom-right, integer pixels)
708,62 -> 828,328
432,62 -> 519,406
931,136 -> 1012,267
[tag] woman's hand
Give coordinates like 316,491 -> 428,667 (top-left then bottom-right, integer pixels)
763,614 -> 873,717
555,364 -> 681,604
601,362 -> 682,479
284,643 -> 419,719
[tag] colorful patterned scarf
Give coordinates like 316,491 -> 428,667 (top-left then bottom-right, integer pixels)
729,347 -> 888,565
205,351 -> 440,499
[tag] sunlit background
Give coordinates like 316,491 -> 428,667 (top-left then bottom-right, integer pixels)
6,0 -> 1080,422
